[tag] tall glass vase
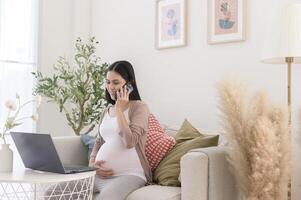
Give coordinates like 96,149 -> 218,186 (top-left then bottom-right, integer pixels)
0,144 -> 13,172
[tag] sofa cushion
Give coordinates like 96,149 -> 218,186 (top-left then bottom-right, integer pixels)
154,119 -> 219,186
53,136 -> 89,165
161,124 -> 179,138
162,124 -> 228,146
80,134 -> 96,160
145,114 -> 176,171
126,185 -> 181,200
174,119 -> 203,143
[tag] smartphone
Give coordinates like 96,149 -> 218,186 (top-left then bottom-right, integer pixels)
125,82 -> 134,93
114,82 -> 134,100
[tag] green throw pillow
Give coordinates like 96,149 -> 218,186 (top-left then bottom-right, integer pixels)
154,119 -> 219,186
175,119 -> 204,143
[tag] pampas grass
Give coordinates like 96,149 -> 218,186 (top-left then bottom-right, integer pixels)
217,78 -> 290,200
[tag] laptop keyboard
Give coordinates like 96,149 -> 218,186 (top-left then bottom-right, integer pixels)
63,164 -> 95,173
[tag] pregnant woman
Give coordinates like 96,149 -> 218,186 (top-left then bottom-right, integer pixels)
89,60 -> 152,200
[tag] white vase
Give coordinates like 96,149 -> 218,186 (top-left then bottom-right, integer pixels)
0,144 -> 13,172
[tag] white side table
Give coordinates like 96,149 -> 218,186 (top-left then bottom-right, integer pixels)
0,169 -> 95,200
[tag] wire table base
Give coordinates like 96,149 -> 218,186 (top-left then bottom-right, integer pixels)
0,175 -> 94,200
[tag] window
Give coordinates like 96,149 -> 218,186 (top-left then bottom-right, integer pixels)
0,0 -> 39,133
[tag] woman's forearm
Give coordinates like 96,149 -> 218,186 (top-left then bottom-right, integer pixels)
116,108 -> 129,130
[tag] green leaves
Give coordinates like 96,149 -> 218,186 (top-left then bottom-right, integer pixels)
5,117 -> 22,130
33,37 -> 108,135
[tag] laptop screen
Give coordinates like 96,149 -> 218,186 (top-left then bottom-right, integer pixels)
11,132 -> 66,173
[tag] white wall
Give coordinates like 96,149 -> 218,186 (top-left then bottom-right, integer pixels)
38,0 -> 301,198
90,0 -> 298,129
38,0 -> 91,136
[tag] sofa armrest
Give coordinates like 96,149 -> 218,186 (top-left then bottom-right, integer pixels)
180,146 -> 240,200
52,136 -> 89,166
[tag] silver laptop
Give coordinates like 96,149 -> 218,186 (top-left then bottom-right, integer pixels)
11,132 -> 96,174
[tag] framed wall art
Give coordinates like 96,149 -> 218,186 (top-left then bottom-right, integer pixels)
207,0 -> 246,44
155,0 -> 187,49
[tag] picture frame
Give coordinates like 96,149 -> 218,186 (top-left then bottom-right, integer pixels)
155,0 -> 187,49
207,0 -> 246,44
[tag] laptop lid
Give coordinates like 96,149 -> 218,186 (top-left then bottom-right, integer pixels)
11,132 -> 66,174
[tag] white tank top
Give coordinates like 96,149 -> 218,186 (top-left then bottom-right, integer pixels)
95,109 -> 146,181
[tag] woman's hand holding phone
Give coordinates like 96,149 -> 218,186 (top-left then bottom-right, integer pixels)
115,83 -> 132,112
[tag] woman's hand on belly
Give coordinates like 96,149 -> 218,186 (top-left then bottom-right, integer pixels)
94,160 -> 114,178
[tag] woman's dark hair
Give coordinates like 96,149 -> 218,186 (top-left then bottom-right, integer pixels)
105,60 -> 141,105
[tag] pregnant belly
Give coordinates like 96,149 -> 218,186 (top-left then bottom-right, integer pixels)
95,142 -> 141,175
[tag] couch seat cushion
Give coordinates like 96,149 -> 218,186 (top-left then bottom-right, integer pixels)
126,185 -> 181,200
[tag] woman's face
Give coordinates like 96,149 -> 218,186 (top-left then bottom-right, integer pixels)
105,71 -> 127,100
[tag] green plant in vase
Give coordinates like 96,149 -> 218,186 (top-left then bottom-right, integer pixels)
32,37 -> 108,136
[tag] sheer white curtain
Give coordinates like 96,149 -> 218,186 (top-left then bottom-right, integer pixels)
0,0 -> 39,134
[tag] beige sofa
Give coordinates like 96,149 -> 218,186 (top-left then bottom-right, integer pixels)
53,136 -> 240,200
